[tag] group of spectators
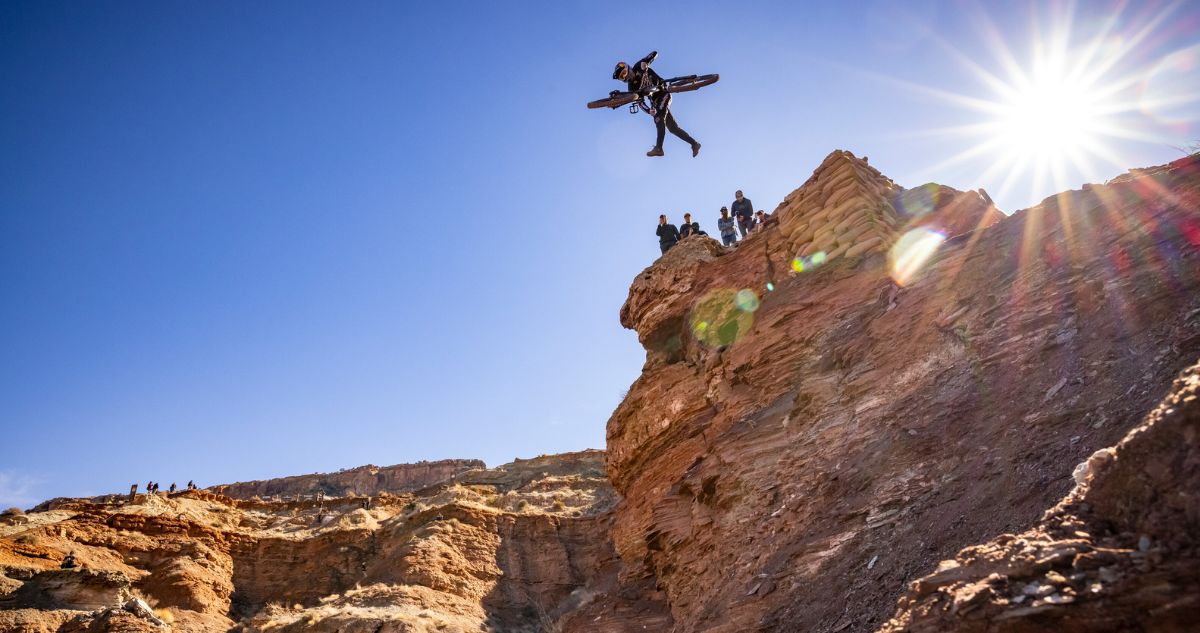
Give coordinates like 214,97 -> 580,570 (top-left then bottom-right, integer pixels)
131,480 -> 196,499
656,189 -> 770,254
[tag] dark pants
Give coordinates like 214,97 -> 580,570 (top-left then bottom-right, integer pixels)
722,233 -> 737,246
660,241 -> 676,254
655,110 -> 697,149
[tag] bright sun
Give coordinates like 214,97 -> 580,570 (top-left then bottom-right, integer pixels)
996,69 -> 1102,163
902,2 -> 1198,209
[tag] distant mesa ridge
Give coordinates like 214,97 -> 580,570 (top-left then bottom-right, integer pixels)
208,458 -> 485,499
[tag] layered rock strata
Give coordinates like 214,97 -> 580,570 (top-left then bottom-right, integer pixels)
607,152 -> 1200,632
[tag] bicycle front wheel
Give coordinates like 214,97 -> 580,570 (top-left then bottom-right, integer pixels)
665,74 -> 719,94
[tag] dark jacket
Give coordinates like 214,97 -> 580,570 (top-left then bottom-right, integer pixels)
656,222 -> 680,245
732,197 -> 754,223
678,221 -> 700,238
626,51 -> 666,96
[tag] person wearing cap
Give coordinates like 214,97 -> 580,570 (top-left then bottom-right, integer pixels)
717,207 -> 738,246
613,52 -> 701,158
656,214 -> 680,254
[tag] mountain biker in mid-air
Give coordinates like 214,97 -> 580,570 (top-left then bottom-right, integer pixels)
613,51 -> 701,158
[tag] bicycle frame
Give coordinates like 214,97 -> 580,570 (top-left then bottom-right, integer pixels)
628,92 -> 659,116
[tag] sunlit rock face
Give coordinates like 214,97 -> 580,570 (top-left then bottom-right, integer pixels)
607,152 -> 1200,632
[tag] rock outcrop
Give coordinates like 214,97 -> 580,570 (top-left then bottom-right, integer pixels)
209,459 -> 484,500
607,151 -> 1200,631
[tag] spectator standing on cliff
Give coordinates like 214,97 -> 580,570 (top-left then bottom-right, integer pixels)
717,207 -> 737,246
169,483 -> 176,494
678,213 -> 700,239
656,214 -> 680,254
732,190 -> 754,237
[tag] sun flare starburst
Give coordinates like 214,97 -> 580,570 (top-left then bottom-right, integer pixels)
892,2 -> 1199,211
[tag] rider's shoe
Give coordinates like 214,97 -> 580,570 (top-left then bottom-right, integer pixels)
691,142 -> 701,157
646,147 -> 665,157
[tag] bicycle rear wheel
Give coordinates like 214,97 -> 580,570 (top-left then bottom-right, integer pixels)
587,92 -> 639,109
665,74 -> 719,94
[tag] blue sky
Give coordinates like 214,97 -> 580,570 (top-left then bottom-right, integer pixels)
2,1 -> 1197,507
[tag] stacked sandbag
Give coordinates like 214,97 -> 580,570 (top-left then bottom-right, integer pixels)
771,150 -> 903,263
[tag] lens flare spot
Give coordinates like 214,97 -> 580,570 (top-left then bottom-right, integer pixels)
897,184 -> 938,218
689,288 -> 755,348
889,228 -> 946,286
735,289 -> 761,313
792,251 -> 829,274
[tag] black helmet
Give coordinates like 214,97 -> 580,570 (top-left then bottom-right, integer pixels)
613,61 -> 628,80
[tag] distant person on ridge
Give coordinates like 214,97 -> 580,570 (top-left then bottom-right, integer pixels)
732,190 -> 754,237
657,214 -> 680,254
60,552 -> 78,569
717,207 -> 737,246
613,52 -> 701,158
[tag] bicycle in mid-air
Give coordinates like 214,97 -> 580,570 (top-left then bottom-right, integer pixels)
586,73 -> 720,114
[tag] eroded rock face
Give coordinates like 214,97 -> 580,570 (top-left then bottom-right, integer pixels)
606,152 -> 1200,632
1,569 -> 132,611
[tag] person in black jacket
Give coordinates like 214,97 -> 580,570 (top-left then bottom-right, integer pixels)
657,214 -> 680,254
732,190 -> 754,238
613,52 -> 701,158
678,212 -> 699,239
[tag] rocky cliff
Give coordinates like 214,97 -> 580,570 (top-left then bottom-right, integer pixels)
605,151 -> 1200,632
